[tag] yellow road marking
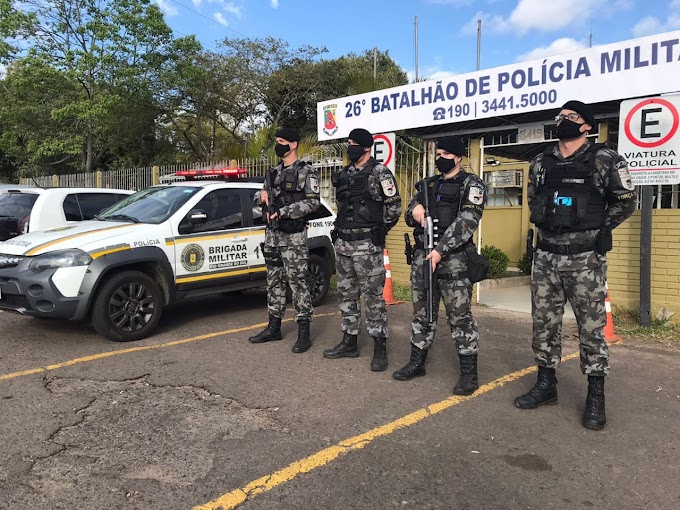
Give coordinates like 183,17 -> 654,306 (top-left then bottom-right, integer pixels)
194,351 -> 581,510
0,312 -> 338,382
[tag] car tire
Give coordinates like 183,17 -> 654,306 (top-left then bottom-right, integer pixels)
286,253 -> 331,307
91,270 -> 165,342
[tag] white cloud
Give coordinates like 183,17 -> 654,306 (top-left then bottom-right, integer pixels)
192,0 -> 202,7
154,0 -> 179,16
509,0 -> 604,34
213,11 -> 228,25
223,2 -> 242,17
462,11 -> 509,35
632,14 -> 680,36
463,0 -> 606,36
516,37 -> 586,61
0,63 -> 6,80
672,0 -> 680,9
271,0 -> 279,8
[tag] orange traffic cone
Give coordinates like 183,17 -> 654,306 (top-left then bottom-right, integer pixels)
604,281 -> 620,344
383,249 -> 404,305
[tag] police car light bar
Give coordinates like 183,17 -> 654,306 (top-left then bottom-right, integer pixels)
175,167 -> 247,178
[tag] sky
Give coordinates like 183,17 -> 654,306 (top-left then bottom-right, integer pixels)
154,0 -> 679,83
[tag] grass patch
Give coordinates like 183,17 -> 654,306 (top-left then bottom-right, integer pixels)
613,306 -> 680,343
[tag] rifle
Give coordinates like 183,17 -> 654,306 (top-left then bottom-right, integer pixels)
263,202 -> 279,230
263,170 -> 279,230
421,182 -> 435,323
526,228 -> 534,264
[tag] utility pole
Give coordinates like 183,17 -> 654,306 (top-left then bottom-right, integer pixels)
476,18 -> 482,70
373,47 -> 377,83
414,16 -> 419,82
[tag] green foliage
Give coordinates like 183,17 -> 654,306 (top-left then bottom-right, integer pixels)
481,245 -> 509,278
518,251 -> 532,275
0,2 -> 411,173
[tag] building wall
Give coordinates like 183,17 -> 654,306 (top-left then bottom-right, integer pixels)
607,210 -> 680,321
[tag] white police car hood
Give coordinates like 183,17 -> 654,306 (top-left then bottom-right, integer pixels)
0,220 -> 167,256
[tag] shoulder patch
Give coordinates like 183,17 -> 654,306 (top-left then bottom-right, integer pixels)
616,161 -> 635,191
308,173 -> 320,193
468,185 -> 485,205
381,176 -> 397,197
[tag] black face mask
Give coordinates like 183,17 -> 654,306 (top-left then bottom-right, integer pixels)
436,156 -> 457,174
275,143 -> 291,158
556,119 -> 585,140
347,145 -> 367,163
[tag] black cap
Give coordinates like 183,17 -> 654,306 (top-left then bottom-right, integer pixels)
436,136 -> 466,156
275,127 -> 300,143
348,128 -> 374,148
561,100 -> 596,130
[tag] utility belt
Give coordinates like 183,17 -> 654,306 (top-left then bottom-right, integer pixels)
536,239 -> 596,255
412,240 -> 468,254
276,218 -> 307,234
334,226 -> 386,247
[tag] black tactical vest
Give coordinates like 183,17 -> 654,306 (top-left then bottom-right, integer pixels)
269,163 -> 307,233
335,159 -> 384,229
413,173 -> 467,241
532,144 -> 607,232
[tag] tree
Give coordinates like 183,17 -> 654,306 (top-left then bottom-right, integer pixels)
0,0 -> 198,173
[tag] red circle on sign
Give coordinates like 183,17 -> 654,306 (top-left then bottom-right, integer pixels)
372,134 -> 393,167
624,98 -> 679,148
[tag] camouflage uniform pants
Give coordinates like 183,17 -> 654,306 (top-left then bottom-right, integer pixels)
336,252 -> 388,337
265,244 -> 312,322
531,249 -> 608,375
409,249 -> 479,355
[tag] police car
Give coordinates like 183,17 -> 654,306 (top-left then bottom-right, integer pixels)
0,167 -> 336,342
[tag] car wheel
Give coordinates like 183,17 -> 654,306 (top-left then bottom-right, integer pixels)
91,271 -> 165,342
308,253 -> 331,306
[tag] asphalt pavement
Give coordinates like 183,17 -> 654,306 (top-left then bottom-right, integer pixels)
0,290 -> 678,510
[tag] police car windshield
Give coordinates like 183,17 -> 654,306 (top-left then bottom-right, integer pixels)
97,186 -> 201,224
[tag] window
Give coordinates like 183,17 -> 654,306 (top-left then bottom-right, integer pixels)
76,193 -> 121,220
244,189 -> 266,227
62,195 -> 81,221
483,170 -> 523,207
182,189 -> 243,233
0,192 -> 39,221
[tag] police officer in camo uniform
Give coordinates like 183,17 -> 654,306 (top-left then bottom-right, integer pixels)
249,127 -> 321,353
323,128 -> 402,371
393,136 -> 487,395
514,100 -> 636,430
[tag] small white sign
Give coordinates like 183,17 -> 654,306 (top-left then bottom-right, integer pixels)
518,123 -> 545,143
372,132 -> 396,174
618,96 -> 680,185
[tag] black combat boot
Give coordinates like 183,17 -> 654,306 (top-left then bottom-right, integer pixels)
323,332 -> 359,359
292,319 -> 311,353
249,314 -> 283,343
453,354 -> 479,395
392,345 -> 428,381
370,337 -> 388,372
582,376 -> 606,430
514,366 -> 558,409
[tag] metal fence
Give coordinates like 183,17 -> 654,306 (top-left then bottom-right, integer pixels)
19,137 -> 426,209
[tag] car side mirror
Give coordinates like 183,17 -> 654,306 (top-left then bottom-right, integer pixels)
188,209 -> 208,225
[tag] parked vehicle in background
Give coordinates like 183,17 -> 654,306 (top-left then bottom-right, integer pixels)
0,188 -> 134,241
